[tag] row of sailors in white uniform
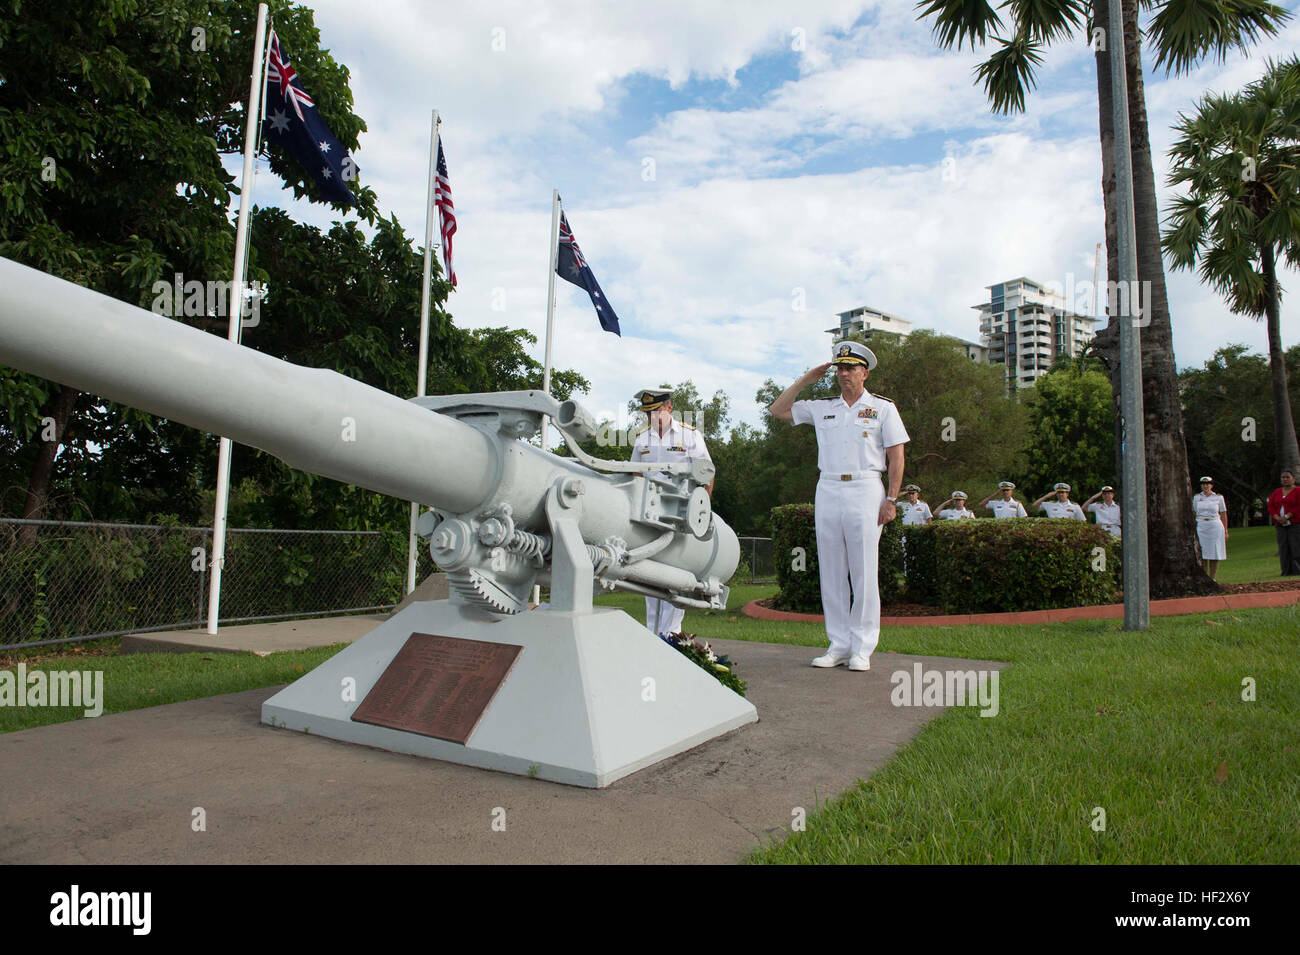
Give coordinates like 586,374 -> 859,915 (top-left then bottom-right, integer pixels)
897,483 -> 1122,537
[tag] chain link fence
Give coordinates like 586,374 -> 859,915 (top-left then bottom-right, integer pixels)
0,519 -> 435,649
1,518 -> 772,648
737,536 -> 775,582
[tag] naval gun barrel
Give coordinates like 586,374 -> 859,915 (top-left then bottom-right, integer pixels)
0,261 -> 495,512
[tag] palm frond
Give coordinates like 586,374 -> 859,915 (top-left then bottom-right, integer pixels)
1005,0 -> 1088,43
915,0 -> 1005,50
1201,241 -> 1265,316
974,31 -> 1045,113
1161,193 -> 1210,270
1148,0 -> 1290,75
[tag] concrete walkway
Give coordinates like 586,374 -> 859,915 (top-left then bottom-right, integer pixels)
0,640 -> 1005,864
120,614 -> 387,655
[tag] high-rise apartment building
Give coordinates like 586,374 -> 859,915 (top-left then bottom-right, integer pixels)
826,306 -> 913,344
826,305 -> 986,362
975,277 -> 1095,389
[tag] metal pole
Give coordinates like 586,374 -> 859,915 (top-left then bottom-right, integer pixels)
207,2 -> 269,635
1108,0 -> 1149,629
532,190 -> 562,609
540,189 -> 561,451
407,108 -> 440,594
198,529 -> 208,628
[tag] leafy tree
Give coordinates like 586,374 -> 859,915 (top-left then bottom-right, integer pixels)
866,331 -> 1030,500
916,0 -> 1290,597
1163,55 -> 1300,479
0,0 -> 376,532
1179,344 -> 1300,522
1015,365 -> 1116,498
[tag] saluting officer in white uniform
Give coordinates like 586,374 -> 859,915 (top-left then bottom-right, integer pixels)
1083,486 -> 1121,538
631,388 -> 714,637
1034,483 -> 1086,520
769,341 -> 909,671
898,485 -> 932,525
980,481 -> 1028,518
1192,475 -> 1228,579
935,491 -> 976,520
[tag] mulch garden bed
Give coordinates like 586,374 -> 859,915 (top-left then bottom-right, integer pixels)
755,597 -> 944,617
1218,579 -> 1300,593
756,578 -> 1300,619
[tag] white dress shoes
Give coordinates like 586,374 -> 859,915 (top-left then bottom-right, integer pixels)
811,652 -> 850,668
848,653 -> 871,671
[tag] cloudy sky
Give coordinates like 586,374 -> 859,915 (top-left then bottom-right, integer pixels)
240,0 -> 1300,435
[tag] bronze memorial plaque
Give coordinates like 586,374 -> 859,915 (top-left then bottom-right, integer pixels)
351,633 -> 523,745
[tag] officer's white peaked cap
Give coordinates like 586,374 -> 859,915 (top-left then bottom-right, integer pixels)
831,341 -> 877,370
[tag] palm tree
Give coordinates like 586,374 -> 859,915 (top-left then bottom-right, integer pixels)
1163,56 -> 1300,481
915,0 -> 1289,597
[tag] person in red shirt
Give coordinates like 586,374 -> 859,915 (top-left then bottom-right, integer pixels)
1267,469 -> 1300,576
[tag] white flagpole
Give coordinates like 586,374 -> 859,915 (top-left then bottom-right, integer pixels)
540,189 -> 561,449
532,189 -> 561,608
406,109 -> 440,594
207,2 -> 269,635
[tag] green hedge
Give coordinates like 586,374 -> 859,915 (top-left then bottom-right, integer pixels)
770,503 -> 904,614
771,504 -> 818,613
901,519 -> 1121,613
773,506 -> 1121,615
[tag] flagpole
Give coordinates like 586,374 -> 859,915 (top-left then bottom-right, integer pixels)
531,189 -> 561,609
540,189 -> 561,449
207,2 -> 269,635
407,109 -> 440,594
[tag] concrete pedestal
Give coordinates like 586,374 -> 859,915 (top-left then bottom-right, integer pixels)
261,601 -> 757,788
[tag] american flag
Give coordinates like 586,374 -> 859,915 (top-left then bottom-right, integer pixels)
435,135 -> 456,287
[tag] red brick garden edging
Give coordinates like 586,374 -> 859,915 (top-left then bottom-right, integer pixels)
742,590 -> 1300,627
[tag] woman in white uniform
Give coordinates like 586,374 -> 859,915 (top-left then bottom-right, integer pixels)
1192,476 -> 1228,579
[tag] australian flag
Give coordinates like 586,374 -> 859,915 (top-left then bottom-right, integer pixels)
262,30 -> 358,206
556,208 -> 621,336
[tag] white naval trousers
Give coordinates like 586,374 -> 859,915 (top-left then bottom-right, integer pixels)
815,473 -> 886,657
645,597 -> 685,637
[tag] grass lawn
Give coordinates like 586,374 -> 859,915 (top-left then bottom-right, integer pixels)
0,640 -> 349,734
3,583 -> 1297,864
740,602 -> 1300,864
1212,524 -> 1293,583
604,585 -> 1300,864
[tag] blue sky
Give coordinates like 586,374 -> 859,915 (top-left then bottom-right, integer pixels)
237,0 -> 1300,436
